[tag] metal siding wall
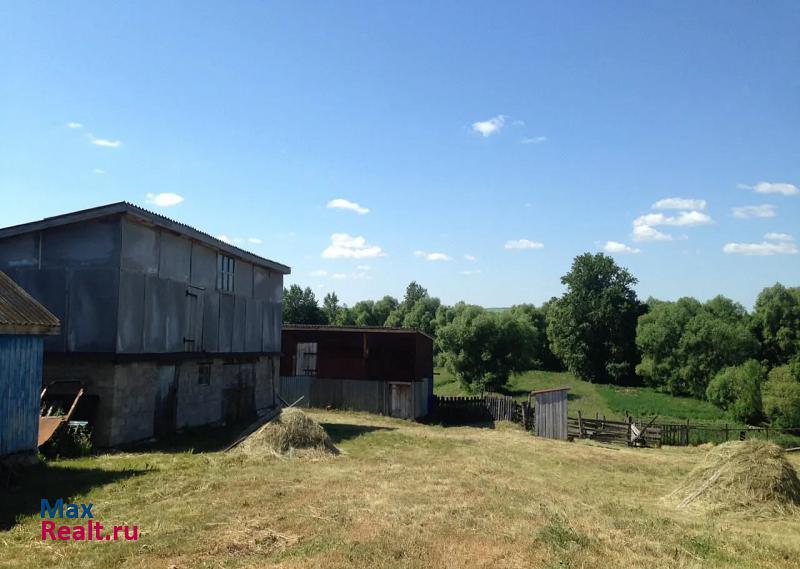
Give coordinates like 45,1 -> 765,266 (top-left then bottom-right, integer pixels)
42,219 -> 120,269
245,298 -> 262,352
158,232 -> 191,283
189,243 -> 216,289
67,267 -> 119,352
0,234 -> 39,268
234,261 -> 254,297
0,335 -> 42,455
120,218 -> 159,273
202,291 -> 220,352
218,294 -> 235,352
231,296 -> 247,352
117,271 -> 145,352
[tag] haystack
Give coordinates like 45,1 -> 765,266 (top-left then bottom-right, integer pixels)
240,408 -> 338,457
668,440 -> 800,516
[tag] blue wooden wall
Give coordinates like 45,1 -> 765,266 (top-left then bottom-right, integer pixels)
0,335 -> 42,455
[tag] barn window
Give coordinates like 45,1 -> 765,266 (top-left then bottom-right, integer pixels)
198,363 -> 212,386
294,342 -> 318,376
217,254 -> 235,292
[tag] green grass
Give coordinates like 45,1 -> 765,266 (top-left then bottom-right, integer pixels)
434,368 -> 732,425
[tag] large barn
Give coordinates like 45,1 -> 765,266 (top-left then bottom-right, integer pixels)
0,202 -> 290,446
279,325 -> 434,419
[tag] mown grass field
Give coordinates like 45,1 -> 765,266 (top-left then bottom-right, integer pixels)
2,410 -> 799,569
434,368 -> 732,425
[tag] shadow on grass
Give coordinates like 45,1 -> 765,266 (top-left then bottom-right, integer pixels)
320,423 -> 395,445
0,463 -> 148,531
122,419 -> 254,455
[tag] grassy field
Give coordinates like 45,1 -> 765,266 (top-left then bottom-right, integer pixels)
434,368 -> 732,425
2,410 -> 800,569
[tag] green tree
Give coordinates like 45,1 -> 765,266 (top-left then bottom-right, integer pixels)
546,253 -> 642,384
762,362 -> 800,428
322,292 -> 341,324
706,359 -> 766,424
751,284 -> 800,366
677,297 -> 759,398
508,304 -> 561,370
437,303 -> 539,393
282,285 -> 325,324
373,295 -> 399,325
636,297 -> 703,392
385,282 -> 441,337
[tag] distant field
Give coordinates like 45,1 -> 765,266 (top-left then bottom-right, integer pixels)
434,368 -> 732,425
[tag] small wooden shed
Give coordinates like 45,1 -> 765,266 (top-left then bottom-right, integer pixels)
531,387 -> 570,440
0,270 -> 60,458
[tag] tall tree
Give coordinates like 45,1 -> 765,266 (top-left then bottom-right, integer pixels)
322,292 -> 341,324
282,285 -> 325,324
751,283 -> 800,366
546,253 -> 642,384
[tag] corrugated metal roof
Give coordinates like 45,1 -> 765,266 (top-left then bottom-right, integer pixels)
0,201 -> 291,275
0,270 -> 60,335
283,324 -> 433,340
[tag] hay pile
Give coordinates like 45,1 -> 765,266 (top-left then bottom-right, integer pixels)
240,408 -> 338,457
668,440 -> 800,516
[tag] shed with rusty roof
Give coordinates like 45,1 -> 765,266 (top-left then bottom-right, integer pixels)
279,325 -> 434,419
0,270 -> 60,458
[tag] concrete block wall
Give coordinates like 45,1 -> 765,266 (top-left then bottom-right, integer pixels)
176,359 -> 224,430
44,355 -> 279,447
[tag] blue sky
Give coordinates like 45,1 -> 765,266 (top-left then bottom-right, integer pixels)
1,1 -> 798,309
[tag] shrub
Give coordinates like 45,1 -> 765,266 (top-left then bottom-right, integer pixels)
706,360 -> 765,424
763,362 -> 800,428
41,424 -> 93,458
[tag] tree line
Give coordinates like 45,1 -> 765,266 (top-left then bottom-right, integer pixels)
283,253 -> 800,427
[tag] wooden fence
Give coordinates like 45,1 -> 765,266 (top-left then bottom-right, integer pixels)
568,413 -> 662,447
432,394 -> 533,430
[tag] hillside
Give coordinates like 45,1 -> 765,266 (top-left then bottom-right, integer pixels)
3,410 -> 798,569
434,368 -> 732,425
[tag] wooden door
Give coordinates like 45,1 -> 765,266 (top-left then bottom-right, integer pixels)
390,383 -> 412,418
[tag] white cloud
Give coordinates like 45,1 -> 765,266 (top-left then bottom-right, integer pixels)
332,273 -> 348,279
145,192 -> 184,207
633,211 -> 713,228
90,137 -> 122,148
414,250 -> 452,261
722,241 -> 799,256
472,115 -> 505,137
504,239 -> 544,250
67,122 -> 83,129
356,265 -> 371,271
217,235 -> 233,244
322,233 -> 385,259
460,269 -> 481,276
731,204 -> 776,219
738,182 -> 799,196
631,209 -> 712,242
247,237 -> 262,244
464,254 -> 477,261
521,136 -> 547,145
93,168 -> 105,174
652,198 -> 707,210
764,232 -> 794,242
326,198 -> 369,215
309,269 -> 329,277
603,241 -> 641,254
632,224 -> 673,242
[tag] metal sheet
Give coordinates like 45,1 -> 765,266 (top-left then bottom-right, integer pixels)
231,296 -> 246,352
245,298 -> 262,352
158,231 -> 191,283
234,261 -> 253,297
218,294 -> 234,352
117,270 -> 145,352
67,268 -> 118,352
0,335 -> 42,455
190,243 -> 216,289
42,218 -> 119,268
201,291 -> 220,352
120,218 -> 158,273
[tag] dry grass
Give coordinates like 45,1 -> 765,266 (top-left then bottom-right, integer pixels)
667,440 -> 800,516
239,408 -> 339,458
2,410 -> 800,569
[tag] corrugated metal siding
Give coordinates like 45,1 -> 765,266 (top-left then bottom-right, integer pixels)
0,335 -> 42,455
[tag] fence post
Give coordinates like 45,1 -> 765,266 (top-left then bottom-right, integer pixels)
725,423 -> 729,442
578,410 -> 584,439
